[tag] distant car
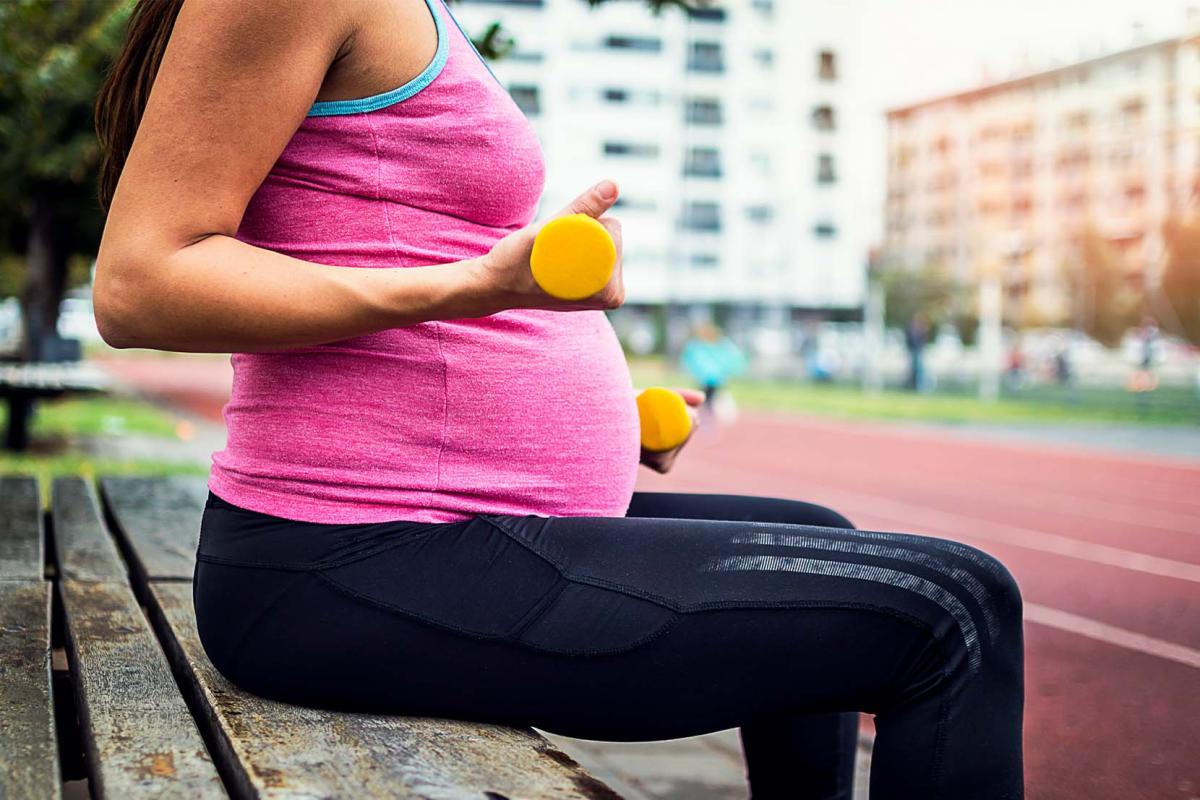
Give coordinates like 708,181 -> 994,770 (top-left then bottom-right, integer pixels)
57,296 -> 103,343
0,298 -> 21,356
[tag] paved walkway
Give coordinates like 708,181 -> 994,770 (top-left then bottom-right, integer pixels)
541,729 -> 872,800
912,419 -> 1200,464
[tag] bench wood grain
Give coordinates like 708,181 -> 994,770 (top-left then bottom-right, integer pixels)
54,477 -> 225,799
52,477 -> 126,583
99,476 -> 206,581
0,475 -> 42,581
0,581 -> 59,800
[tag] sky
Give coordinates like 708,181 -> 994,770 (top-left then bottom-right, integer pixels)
854,0 -> 1197,109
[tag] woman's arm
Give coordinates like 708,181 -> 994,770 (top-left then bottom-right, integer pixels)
94,0 -> 623,353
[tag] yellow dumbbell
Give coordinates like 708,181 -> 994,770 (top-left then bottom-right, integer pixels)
636,387 -> 693,452
530,214 -> 616,301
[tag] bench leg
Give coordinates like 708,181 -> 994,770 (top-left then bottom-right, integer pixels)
6,395 -> 32,451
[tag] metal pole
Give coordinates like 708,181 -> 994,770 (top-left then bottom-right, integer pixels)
979,274 -> 1002,401
863,279 -> 885,393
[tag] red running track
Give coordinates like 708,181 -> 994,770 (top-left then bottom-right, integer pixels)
100,356 -> 1198,799
637,412 -> 1200,800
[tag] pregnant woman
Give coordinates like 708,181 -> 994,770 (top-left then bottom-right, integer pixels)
93,1 -> 1024,798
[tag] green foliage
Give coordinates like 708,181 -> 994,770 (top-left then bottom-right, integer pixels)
1064,228 -> 1142,347
0,0 -> 130,256
1161,217 -> 1200,346
878,265 -> 957,330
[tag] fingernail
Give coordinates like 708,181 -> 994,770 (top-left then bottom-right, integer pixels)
596,180 -> 616,200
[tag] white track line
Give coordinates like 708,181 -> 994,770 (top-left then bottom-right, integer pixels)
790,483 -> 1200,585
1025,602 -> 1200,670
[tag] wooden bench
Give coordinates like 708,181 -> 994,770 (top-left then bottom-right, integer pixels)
0,361 -> 111,451
0,474 -> 622,799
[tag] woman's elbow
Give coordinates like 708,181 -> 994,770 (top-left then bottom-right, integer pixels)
92,256 -> 147,349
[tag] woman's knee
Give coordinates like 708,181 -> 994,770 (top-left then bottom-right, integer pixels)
959,543 -> 1022,623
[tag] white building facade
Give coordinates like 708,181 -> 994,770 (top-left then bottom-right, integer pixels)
452,0 -> 869,346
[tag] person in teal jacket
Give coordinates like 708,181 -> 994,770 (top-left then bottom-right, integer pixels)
680,322 -> 747,407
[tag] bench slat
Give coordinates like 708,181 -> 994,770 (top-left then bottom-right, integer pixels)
0,582 -> 60,800
60,581 -> 225,799
52,477 -> 127,583
149,582 -> 618,800
0,476 -> 42,580
99,476 -> 206,581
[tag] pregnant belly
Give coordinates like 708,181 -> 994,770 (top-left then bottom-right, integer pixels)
435,309 -> 641,517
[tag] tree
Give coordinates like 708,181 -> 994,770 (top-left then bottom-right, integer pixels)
1063,227 -> 1142,347
878,264 -> 957,331
1161,217 -> 1200,345
0,0 -> 130,360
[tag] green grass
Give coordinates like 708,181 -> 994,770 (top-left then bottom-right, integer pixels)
1,396 -> 207,494
29,395 -> 181,438
628,358 -> 1200,427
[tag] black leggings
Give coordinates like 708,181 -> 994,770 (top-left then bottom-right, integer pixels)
195,491 -> 1024,800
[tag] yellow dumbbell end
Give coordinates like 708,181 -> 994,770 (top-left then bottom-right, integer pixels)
637,387 -> 692,452
530,214 -> 616,301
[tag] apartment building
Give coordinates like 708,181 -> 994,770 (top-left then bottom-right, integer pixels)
453,0 -> 868,342
884,30 -> 1200,324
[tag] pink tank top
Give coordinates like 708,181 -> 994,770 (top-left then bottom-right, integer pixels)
208,0 -> 640,524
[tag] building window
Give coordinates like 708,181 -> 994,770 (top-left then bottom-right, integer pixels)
684,147 -> 722,178
613,197 -> 658,211
813,221 -> 838,238
603,141 -> 660,158
601,87 -> 660,106
817,154 -> 837,184
748,95 -> 774,112
746,205 -> 774,224
605,35 -> 662,53
685,97 -> 723,125
812,105 -> 835,131
507,50 -> 545,63
680,201 -> 721,232
508,85 -> 540,115
687,7 -> 726,22
751,0 -> 774,15
753,48 -> 775,69
690,252 -> 720,268
687,41 -> 724,73
818,50 -> 838,81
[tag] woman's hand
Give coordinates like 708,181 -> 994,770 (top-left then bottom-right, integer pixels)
475,180 -> 625,313
639,388 -> 705,474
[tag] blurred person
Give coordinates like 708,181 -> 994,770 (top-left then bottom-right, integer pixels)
800,321 -> 836,383
680,321 -> 746,421
1053,339 -> 1073,386
92,2 -> 1025,798
904,312 -> 931,392
1005,336 -> 1025,392
1127,316 -> 1160,394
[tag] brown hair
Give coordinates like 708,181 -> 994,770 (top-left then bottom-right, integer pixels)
95,0 -> 185,213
